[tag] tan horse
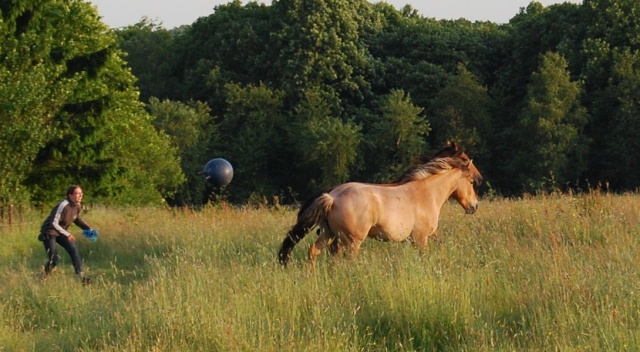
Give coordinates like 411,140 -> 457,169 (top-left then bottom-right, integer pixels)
278,142 -> 483,267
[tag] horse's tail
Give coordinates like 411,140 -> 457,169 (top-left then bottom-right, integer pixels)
278,192 -> 334,266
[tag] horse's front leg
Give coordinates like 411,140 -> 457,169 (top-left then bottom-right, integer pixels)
411,225 -> 437,253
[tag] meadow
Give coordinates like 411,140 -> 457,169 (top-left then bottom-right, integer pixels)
1,190 -> 640,351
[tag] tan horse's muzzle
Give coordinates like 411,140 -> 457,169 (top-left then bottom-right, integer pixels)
466,199 -> 479,214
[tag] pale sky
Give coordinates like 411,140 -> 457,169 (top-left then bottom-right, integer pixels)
88,0 -> 582,29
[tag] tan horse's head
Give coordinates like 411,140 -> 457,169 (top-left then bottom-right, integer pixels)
452,158 -> 480,214
434,142 -> 483,214
433,141 -> 483,185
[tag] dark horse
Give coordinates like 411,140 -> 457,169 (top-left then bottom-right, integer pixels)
278,142 -> 483,267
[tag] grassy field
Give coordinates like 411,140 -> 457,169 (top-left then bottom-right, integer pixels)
1,190 -> 640,351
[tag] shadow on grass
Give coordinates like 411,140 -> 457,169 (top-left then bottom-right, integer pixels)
353,299 -> 538,350
355,306 -> 467,351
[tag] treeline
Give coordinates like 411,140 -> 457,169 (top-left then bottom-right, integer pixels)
2,0 -> 640,207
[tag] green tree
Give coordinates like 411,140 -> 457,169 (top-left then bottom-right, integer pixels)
149,98 -> 214,206
364,4 -> 502,111
496,1 -> 584,101
430,64 -> 492,160
0,0 -> 184,205
27,67 -> 185,205
368,89 -> 429,181
170,0 -> 276,107
599,49 -> 640,189
271,0 -> 371,114
294,90 -> 362,189
92,98 -> 185,205
579,0 -> 640,189
216,83 -> 288,202
510,52 -> 588,192
115,18 -> 178,102
490,2 -> 584,194
0,0 -> 78,203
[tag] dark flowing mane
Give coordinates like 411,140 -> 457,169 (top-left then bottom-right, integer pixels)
398,157 -> 464,183
392,141 -> 464,184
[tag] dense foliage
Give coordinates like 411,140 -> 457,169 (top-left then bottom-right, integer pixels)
3,0 -> 640,206
118,0 -> 640,204
0,0 -> 183,206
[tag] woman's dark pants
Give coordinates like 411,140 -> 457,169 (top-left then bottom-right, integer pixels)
42,235 -> 83,275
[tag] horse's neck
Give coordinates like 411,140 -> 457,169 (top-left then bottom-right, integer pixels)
416,169 -> 462,205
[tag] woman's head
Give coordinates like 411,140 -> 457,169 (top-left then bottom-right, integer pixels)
66,185 -> 84,203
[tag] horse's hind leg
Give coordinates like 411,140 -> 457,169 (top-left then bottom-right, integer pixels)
308,226 -> 334,268
328,236 -> 344,256
317,228 -> 341,256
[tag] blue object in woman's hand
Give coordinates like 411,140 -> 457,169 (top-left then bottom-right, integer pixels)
83,229 -> 98,242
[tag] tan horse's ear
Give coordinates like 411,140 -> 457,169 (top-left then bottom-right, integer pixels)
447,141 -> 465,157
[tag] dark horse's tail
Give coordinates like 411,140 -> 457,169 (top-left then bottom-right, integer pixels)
278,190 -> 334,266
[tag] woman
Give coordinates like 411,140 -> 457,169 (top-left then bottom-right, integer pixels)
38,185 -> 96,284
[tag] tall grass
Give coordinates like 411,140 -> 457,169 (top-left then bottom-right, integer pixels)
2,191 -> 640,351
